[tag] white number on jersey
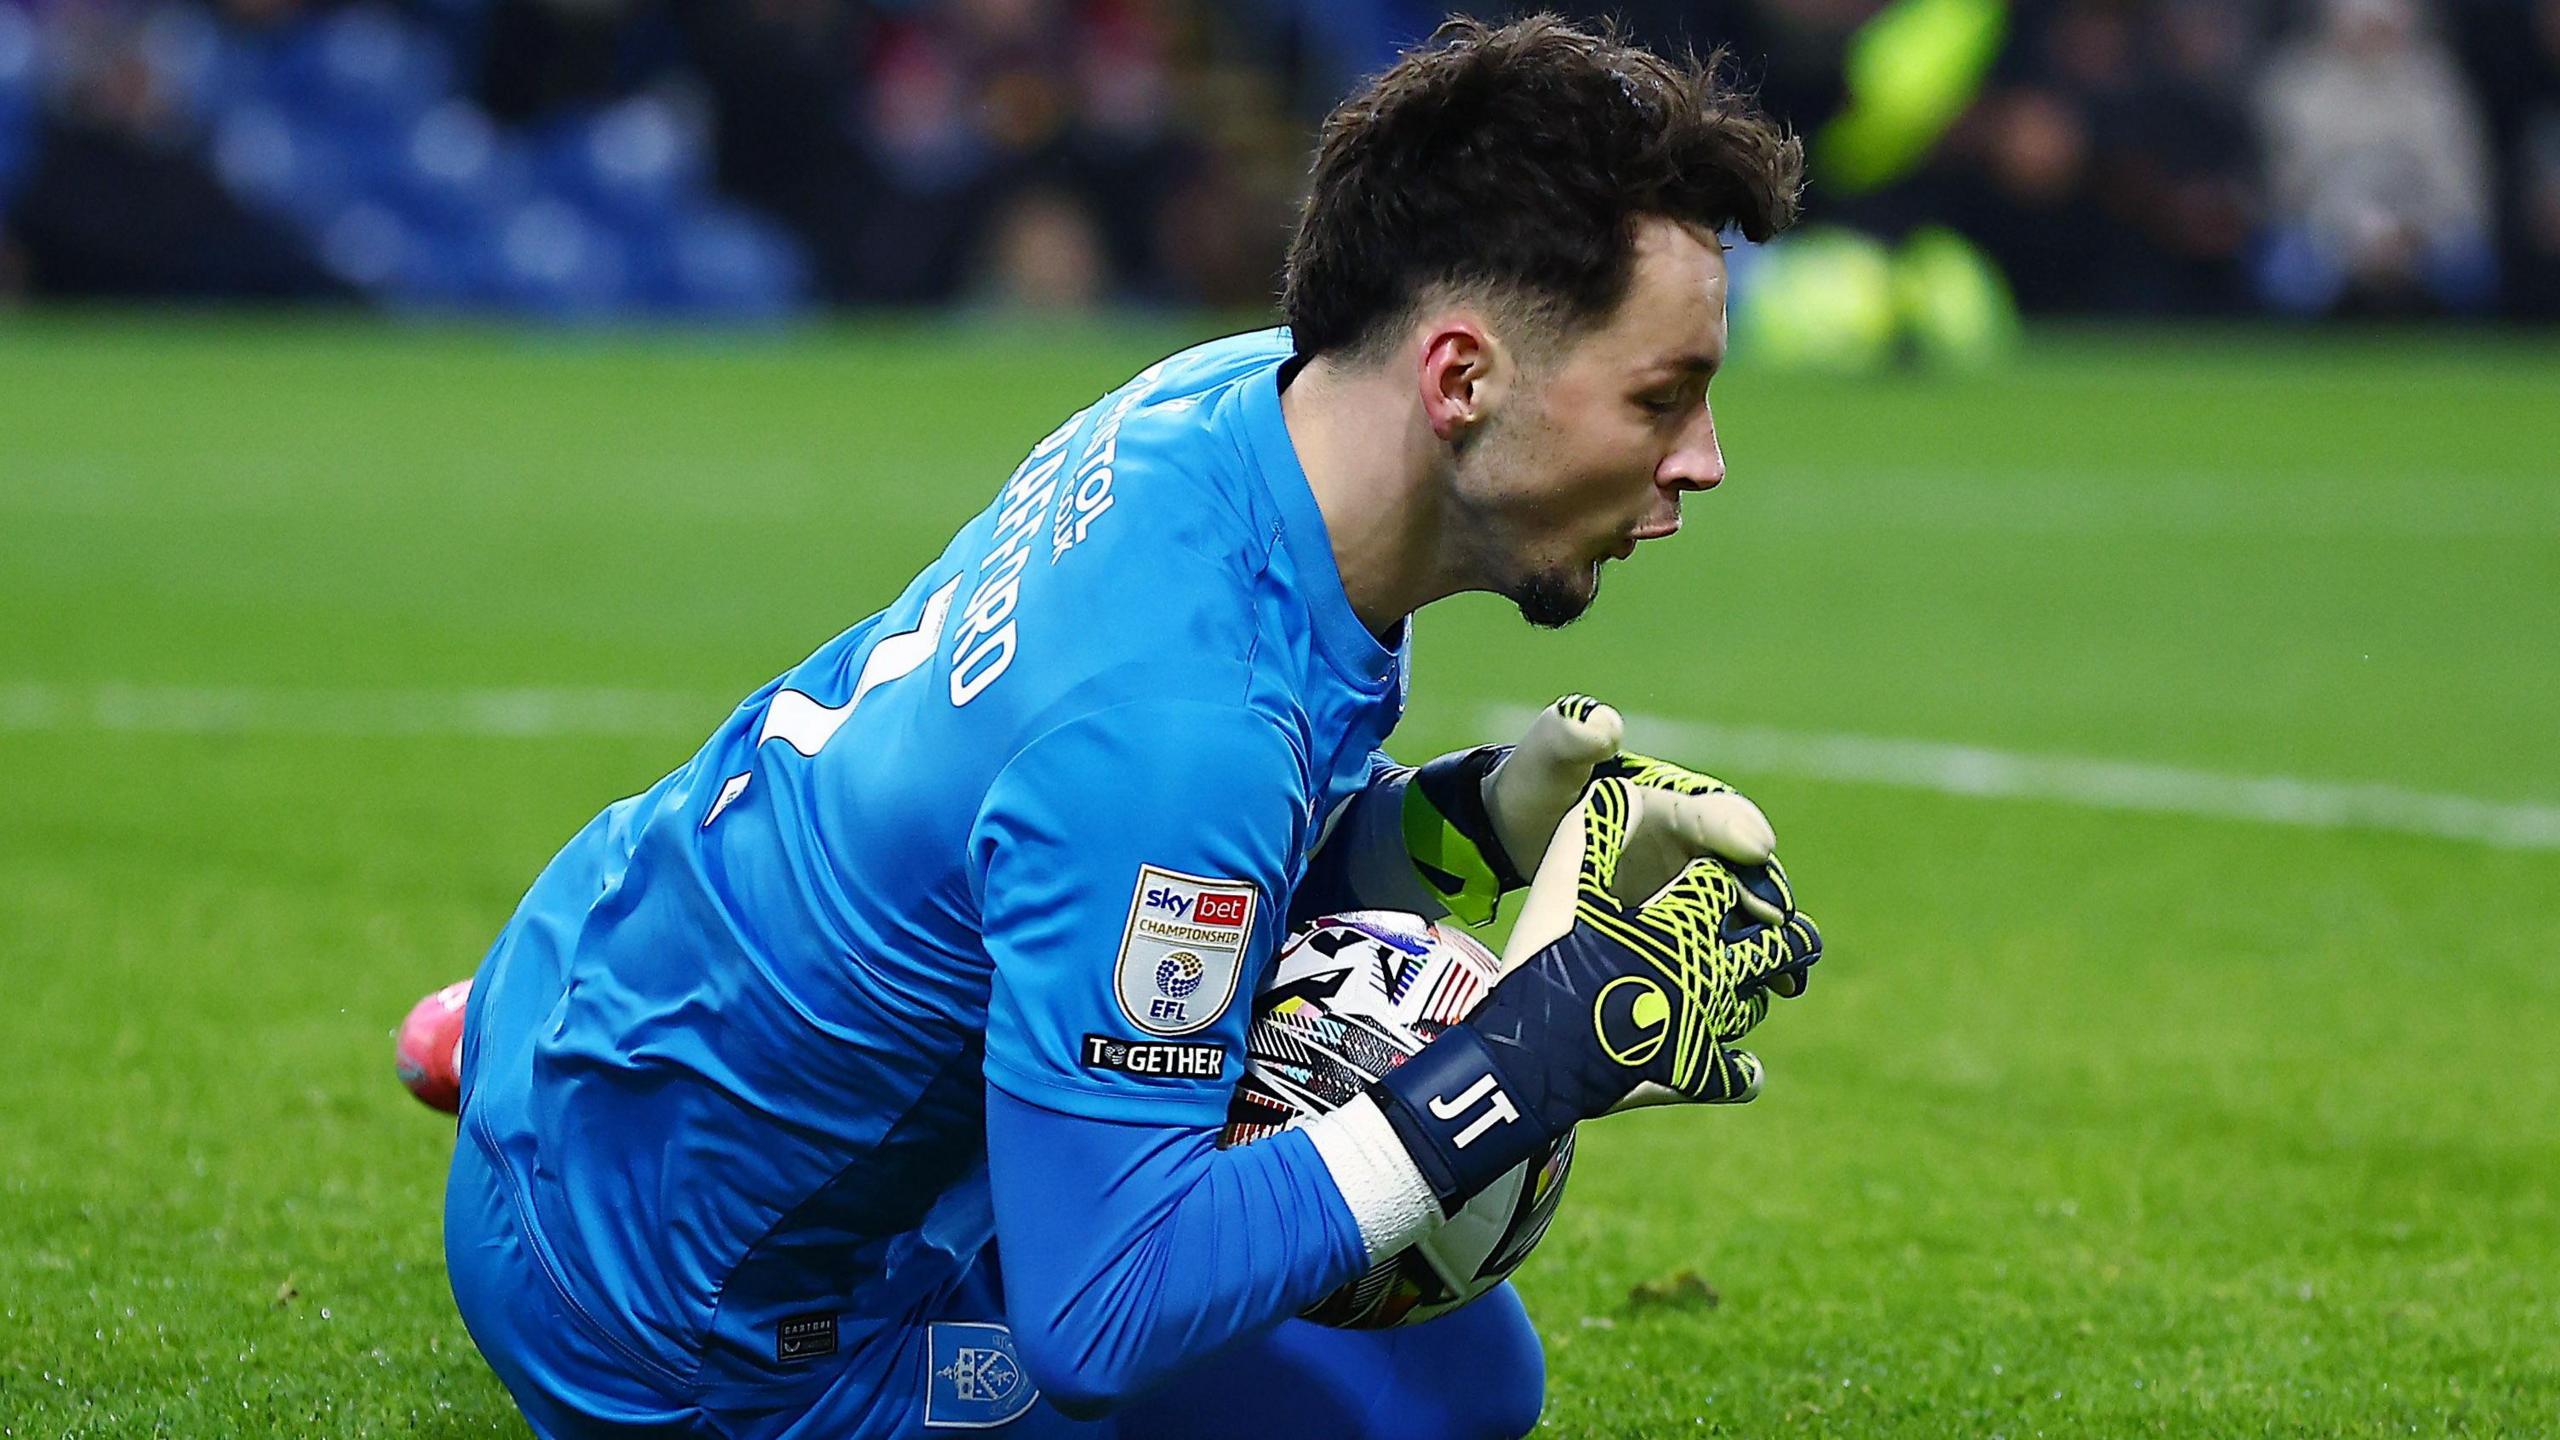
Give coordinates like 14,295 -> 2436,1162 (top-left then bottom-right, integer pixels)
703,575 -> 962,827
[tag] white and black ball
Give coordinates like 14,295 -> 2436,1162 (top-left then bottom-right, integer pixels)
1223,911 -> 1576,1329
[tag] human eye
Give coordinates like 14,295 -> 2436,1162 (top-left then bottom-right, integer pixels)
1637,381 -> 1699,418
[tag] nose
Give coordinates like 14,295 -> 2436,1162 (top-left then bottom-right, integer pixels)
1658,406 -> 1725,493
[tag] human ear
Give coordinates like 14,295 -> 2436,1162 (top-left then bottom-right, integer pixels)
1418,320 -> 1507,442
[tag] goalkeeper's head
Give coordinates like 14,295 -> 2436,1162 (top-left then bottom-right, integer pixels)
1281,16 -> 1802,629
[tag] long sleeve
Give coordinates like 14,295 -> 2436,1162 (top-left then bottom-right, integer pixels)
985,1087 -> 1369,1416
971,703 -> 1442,1412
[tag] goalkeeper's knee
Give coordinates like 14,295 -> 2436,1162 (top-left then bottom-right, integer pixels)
1323,1282 -> 1547,1440
1394,1281 -> 1544,1440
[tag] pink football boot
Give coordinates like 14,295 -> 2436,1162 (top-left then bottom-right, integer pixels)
394,978 -> 472,1115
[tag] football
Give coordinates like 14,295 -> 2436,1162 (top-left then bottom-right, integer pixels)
1222,911 -> 1576,1328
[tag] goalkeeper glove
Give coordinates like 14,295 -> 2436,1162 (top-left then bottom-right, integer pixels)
1401,694 -> 1779,925
1590,721 -> 1807,996
1368,777 -> 1824,1211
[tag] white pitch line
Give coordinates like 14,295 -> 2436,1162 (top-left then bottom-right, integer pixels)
0,682 -> 719,740
1480,705 -> 2560,853
5,683 -> 2553,853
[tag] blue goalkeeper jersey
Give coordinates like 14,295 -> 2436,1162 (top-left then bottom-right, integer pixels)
460,328 -> 1408,1410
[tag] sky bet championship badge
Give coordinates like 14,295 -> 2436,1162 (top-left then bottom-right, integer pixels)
1113,865 -> 1255,1036
925,1322 -> 1039,1429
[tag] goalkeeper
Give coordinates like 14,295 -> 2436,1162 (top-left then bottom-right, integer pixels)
407,16 -> 1818,1440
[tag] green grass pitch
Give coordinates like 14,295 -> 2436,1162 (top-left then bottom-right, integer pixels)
2,316 -> 2555,1436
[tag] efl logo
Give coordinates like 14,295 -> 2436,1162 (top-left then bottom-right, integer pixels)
1192,892 -> 1251,927
1117,865 -> 1254,1037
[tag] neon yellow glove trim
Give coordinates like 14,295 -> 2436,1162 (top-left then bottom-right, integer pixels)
1401,782 -> 1505,927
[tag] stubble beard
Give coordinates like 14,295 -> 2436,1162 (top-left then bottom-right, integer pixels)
1459,399 -> 1605,630
1510,560 -> 1600,629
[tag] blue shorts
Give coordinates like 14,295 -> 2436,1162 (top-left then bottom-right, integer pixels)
447,1140 -> 1543,1440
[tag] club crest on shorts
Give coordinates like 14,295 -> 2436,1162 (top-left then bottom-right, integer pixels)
1114,865 -> 1255,1037
925,1322 -> 1039,1429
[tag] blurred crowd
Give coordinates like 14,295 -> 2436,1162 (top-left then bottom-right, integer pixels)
1,0 -> 2556,319
1784,0 -> 2560,319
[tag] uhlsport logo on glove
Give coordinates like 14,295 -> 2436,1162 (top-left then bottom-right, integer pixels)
1115,865 -> 1255,1036
1591,975 -> 1670,1068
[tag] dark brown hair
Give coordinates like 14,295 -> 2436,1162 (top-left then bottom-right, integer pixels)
1281,14 -> 1803,361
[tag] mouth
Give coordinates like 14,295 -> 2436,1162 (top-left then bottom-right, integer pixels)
1610,518 -> 1680,559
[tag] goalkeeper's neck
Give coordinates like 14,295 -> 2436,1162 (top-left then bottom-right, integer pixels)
1279,347 -> 1481,639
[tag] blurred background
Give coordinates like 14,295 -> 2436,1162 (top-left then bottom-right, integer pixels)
2,0 -> 2557,330
5,4 -> 2557,1435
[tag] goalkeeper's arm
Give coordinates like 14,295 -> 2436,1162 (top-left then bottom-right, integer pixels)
986,1089 -> 1428,1416
975,701 -> 1445,1413
977,707 -> 1817,1413
992,796 -> 1822,1418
